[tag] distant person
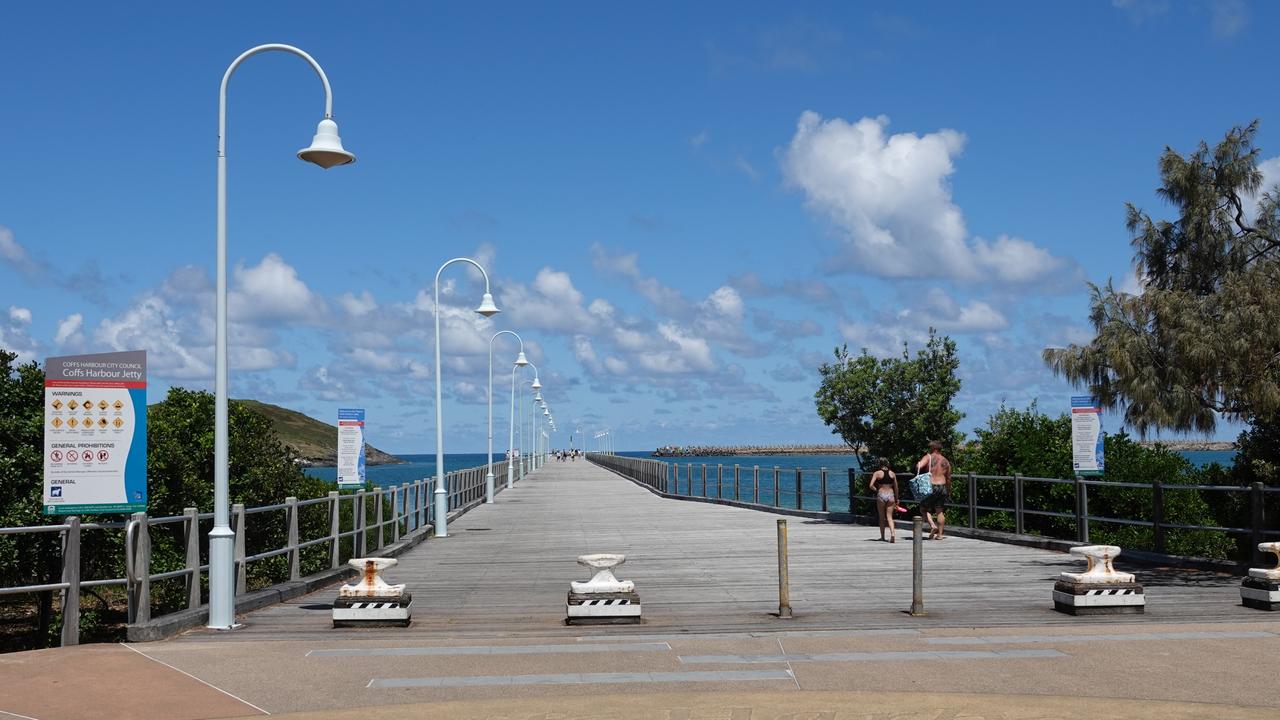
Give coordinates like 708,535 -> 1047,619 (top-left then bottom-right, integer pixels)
915,441 -> 952,540
868,457 -> 898,543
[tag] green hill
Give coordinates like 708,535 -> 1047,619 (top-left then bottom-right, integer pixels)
236,399 -> 402,467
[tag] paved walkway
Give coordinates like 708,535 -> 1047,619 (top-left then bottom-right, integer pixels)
2,460 -> 1276,719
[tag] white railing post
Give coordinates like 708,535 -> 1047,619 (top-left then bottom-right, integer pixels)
127,511 -> 151,626
327,491 -> 340,569
373,487 -> 384,551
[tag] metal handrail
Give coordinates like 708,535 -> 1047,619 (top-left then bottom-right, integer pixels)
0,457 -> 516,647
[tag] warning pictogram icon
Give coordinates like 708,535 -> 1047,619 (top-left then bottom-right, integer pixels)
50,450 -> 63,462
52,399 -> 63,410
97,450 -> 109,462
67,450 -> 79,462
98,400 -> 108,410
67,400 -> 78,410
97,417 -> 108,429
67,418 -> 78,429
113,417 -> 124,429
113,399 -> 123,410
51,417 -> 63,429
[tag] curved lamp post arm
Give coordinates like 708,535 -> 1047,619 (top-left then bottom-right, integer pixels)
219,44 -> 334,159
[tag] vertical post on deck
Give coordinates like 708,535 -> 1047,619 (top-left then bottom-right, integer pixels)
230,504 -> 246,597
328,491 -> 341,568
820,468 -> 828,512
717,464 -> 723,498
60,516 -> 81,647
286,496 -> 300,581
967,472 -> 977,529
1151,480 -> 1165,554
373,488 -> 384,550
1013,473 -> 1024,536
773,467 -> 781,507
127,511 -> 151,627
795,467 -> 803,510
734,465 -> 741,501
1251,482 -> 1265,566
776,519 -> 792,619
184,507 -> 201,609
910,517 -> 925,616
1075,477 -> 1089,543
754,466 -> 760,504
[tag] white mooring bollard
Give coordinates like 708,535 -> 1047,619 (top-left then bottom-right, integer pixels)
332,557 -> 412,627
1241,542 -> 1280,611
566,553 -> 641,625
1052,545 -> 1145,615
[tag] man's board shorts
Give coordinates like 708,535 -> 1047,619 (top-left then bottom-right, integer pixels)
922,486 -> 948,512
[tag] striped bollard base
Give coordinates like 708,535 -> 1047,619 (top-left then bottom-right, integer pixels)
566,591 -> 642,625
1241,578 -> 1280,611
1052,581 -> 1145,615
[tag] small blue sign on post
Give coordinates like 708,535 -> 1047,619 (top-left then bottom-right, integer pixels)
1070,396 -> 1104,477
337,408 -> 366,489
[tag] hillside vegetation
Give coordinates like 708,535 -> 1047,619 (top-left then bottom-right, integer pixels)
236,400 -> 401,466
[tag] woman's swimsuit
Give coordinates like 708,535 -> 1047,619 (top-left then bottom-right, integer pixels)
874,472 -> 895,502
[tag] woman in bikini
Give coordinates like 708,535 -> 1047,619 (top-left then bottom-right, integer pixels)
867,457 -> 899,543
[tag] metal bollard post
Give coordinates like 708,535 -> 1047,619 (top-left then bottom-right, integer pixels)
776,519 -> 793,619
911,517 -> 925,616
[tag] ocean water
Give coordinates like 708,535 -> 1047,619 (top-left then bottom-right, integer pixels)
304,453 -> 497,488
1178,449 -> 1235,467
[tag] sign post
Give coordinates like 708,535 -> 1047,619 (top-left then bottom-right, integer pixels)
337,408 -> 366,489
43,350 -> 147,514
1070,396 -> 1104,477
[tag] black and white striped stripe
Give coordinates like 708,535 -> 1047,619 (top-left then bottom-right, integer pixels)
1084,589 -> 1139,596
579,599 -> 632,606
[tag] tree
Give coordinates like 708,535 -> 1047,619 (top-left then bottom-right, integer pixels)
1044,122 -> 1280,435
815,330 -> 963,469
954,401 -> 1072,478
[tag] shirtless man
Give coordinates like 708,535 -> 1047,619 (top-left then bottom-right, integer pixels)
915,441 -> 952,540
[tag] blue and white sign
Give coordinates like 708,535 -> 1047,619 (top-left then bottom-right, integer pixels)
1070,396 -> 1104,477
43,350 -> 147,514
337,408 -> 366,489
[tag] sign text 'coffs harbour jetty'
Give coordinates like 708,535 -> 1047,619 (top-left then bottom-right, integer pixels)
652,444 -> 856,457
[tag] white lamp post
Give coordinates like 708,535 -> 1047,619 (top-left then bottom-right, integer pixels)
507,361 -> 531,489
487,331 -> 527,503
210,44 -> 355,631
433,258 -> 500,538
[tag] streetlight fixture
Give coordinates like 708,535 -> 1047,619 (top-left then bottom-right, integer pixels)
487,331 -> 527,504
518,362 -> 540,479
433,258 -> 500,538
209,43 -> 355,631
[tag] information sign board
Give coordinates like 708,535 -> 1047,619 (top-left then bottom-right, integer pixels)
1070,395 -> 1104,477
337,408 -> 366,488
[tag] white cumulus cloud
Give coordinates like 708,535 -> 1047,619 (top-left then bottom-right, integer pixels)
781,111 -> 1067,284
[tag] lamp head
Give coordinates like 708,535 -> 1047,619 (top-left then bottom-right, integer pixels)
514,350 -> 529,367
544,409 -> 550,416
531,377 -> 542,390
475,292 -> 500,317
298,118 -> 356,169
534,391 -> 543,402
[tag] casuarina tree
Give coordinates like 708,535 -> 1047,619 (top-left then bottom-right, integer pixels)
1044,122 -> 1280,436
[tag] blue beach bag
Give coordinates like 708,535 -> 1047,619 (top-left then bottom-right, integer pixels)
910,473 -> 933,501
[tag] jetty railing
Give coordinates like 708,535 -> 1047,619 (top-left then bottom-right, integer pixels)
587,454 -> 1278,569
0,458 -> 519,648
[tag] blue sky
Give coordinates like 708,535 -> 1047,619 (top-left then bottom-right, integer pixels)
2,1 -> 1276,453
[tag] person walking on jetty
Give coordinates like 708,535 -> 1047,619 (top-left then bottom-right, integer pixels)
915,441 -> 952,540
868,457 -> 898,543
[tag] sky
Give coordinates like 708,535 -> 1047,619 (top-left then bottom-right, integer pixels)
2,1 -> 1276,454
